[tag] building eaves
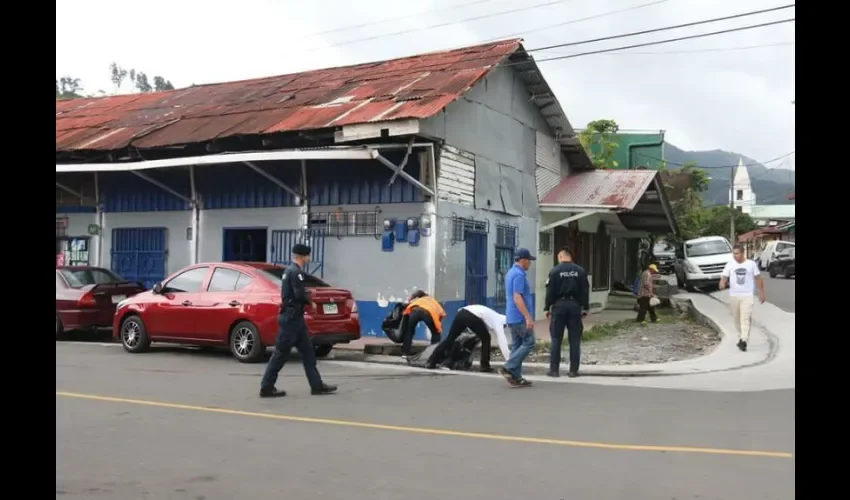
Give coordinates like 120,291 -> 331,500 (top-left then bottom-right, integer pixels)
539,169 -> 659,210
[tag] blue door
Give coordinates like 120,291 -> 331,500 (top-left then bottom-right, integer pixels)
464,231 -> 488,306
269,229 -> 326,277
110,227 -> 168,289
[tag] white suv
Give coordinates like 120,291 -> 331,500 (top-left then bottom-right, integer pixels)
674,236 -> 733,292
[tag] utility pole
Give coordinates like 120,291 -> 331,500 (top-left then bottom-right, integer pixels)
729,163 -> 736,243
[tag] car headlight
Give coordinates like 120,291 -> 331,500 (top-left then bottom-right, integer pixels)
686,261 -> 701,273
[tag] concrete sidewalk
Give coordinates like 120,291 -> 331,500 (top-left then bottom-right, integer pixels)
330,293 -> 780,377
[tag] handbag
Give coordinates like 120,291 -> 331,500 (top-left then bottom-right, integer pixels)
649,297 -> 661,307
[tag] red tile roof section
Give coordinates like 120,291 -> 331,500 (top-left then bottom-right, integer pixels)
56,40 -> 523,152
539,169 -> 658,210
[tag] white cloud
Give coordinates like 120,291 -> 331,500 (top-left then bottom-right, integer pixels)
56,0 -> 794,163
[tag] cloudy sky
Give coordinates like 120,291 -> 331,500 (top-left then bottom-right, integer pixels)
55,0 -> 795,167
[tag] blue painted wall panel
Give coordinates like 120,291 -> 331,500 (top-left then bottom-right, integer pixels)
197,163 -> 300,209
309,155 -> 423,206
101,170 -> 191,212
97,155 -> 423,213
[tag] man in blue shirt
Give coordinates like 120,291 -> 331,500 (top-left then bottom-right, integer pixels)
499,248 -> 536,388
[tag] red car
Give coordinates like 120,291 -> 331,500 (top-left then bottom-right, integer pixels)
56,266 -> 146,338
112,262 -> 361,363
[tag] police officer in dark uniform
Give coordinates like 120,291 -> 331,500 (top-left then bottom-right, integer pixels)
259,243 -> 337,398
544,247 -> 589,378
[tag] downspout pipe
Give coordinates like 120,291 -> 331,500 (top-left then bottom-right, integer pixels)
627,130 -> 666,169
190,166 -> 200,264
426,143 -> 438,297
94,172 -> 103,267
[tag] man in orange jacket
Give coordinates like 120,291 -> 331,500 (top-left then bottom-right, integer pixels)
401,290 -> 446,359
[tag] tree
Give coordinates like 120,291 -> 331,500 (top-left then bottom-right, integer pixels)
578,119 -> 620,169
700,206 -> 758,239
56,77 -> 83,99
110,62 -> 175,93
57,64 -> 175,100
662,161 -> 710,246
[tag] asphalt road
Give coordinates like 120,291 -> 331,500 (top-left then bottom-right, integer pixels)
762,274 -> 795,312
56,342 -> 795,500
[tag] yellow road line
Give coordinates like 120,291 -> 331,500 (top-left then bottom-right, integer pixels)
56,391 -> 793,459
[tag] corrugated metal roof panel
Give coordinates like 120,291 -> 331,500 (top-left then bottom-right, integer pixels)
55,39 -> 523,152
540,170 -> 658,210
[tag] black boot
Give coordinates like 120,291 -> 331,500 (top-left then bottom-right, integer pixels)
259,387 -> 287,398
311,384 -> 338,395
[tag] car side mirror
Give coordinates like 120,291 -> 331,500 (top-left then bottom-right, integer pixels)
152,282 -> 163,294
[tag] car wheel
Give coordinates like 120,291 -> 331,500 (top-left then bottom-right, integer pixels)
684,280 -> 696,292
314,345 -> 333,358
229,321 -> 265,363
769,268 -> 777,278
56,314 -> 64,340
120,315 -> 151,353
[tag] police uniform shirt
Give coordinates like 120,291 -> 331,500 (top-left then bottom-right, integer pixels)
281,263 -> 312,313
544,262 -> 590,312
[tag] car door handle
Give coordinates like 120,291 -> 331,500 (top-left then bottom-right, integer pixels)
228,301 -> 241,306
182,300 -> 192,306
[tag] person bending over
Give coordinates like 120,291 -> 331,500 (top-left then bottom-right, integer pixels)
401,290 -> 445,359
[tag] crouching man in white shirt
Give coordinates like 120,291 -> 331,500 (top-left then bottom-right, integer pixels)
719,244 -> 766,352
426,304 -> 511,372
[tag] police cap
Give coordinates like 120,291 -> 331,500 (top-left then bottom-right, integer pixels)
291,243 -> 312,256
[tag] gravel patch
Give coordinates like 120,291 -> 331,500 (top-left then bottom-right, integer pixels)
487,313 -> 720,366
578,321 -> 720,365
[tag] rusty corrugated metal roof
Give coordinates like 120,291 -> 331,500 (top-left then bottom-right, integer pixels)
56,40 -> 523,152
539,169 -> 659,210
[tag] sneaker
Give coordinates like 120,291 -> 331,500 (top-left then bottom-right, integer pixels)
513,378 -> 533,388
311,384 -> 338,395
737,340 -> 748,352
546,371 -> 560,378
567,371 -> 580,378
499,367 -> 519,385
479,366 -> 494,373
259,387 -> 287,398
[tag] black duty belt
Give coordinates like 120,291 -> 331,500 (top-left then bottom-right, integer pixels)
557,296 -> 577,302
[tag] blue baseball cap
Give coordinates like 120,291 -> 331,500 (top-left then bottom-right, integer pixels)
515,248 -> 536,261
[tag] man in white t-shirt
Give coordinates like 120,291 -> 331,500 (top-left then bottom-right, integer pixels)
719,244 -> 766,352
426,304 -> 510,372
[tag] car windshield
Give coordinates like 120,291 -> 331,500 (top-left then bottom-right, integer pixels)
256,267 -> 330,288
686,240 -> 732,258
653,243 -> 674,255
60,268 -> 125,288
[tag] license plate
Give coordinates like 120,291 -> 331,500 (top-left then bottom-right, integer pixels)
322,303 -> 338,315
111,295 -> 126,304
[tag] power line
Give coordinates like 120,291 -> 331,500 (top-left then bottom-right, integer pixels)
481,0 -> 670,43
531,18 -> 795,64
529,4 -> 793,53
309,0 -> 504,37
637,151 -> 795,169
546,41 -> 794,56
304,0 -> 581,51
308,3 -> 793,54
294,13 -> 795,87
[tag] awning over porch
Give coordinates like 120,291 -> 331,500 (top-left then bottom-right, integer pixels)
538,169 -> 677,235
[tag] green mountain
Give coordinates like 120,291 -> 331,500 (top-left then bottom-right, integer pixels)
663,143 -> 795,206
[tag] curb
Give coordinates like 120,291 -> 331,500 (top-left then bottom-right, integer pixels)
330,295 -> 779,378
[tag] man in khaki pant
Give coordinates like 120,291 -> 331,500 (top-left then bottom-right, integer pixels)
719,244 -> 766,351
